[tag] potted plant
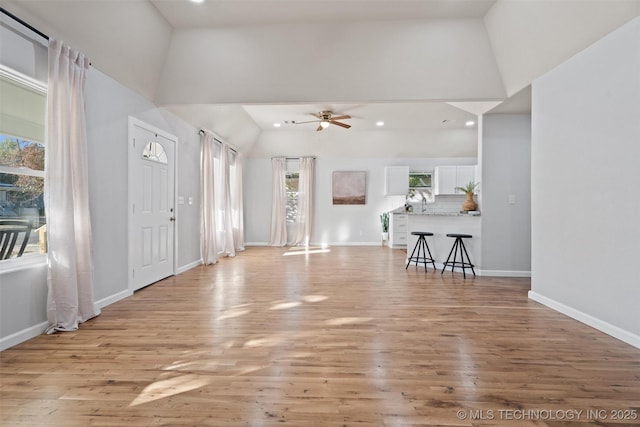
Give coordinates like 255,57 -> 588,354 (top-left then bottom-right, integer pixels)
380,212 -> 389,243
455,181 -> 479,212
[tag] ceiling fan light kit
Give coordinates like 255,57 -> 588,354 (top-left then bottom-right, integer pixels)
294,110 -> 352,131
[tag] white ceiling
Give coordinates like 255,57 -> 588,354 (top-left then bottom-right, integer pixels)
151,0 -> 497,28
243,102 -> 477,131
4,0 -> 639,156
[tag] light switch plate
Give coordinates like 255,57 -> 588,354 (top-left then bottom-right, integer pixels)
178,196 -> 185,205
508,194 -> 516,205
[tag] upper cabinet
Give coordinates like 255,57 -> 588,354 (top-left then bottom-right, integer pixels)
384,166 -> 410,195
434,165 -> 477,195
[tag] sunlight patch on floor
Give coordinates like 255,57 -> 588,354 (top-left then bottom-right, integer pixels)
301,294 -> 328,303
269,301 -> 302,310
325,317 -> 373,326
283,246 -> 331,256
129,374 -> 213,407
217,307 -> 251,320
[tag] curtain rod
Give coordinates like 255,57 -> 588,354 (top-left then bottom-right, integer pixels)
199,129 -> 238,154
1,7 -> 49,40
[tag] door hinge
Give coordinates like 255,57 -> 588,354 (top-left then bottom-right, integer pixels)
133,138 -> 136,147
132,269 -> 135,278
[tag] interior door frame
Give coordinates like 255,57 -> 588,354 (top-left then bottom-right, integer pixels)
127,116 -> 179,293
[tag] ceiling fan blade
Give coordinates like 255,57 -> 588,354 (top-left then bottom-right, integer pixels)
316,124 -> 324,131
330,120 -> 351,129
294,119 -> 321,124
329,115 -> 351,121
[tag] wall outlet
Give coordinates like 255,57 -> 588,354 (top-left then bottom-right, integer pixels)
188,196 -> 193,205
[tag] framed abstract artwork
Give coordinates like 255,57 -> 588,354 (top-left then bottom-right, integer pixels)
332,171 -> 366,205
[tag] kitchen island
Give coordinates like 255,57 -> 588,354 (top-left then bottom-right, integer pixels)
391,209 -> 481,271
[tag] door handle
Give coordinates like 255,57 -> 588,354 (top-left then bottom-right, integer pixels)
169,217 -> 176,222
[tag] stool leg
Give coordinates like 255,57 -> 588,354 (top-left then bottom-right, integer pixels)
441,238 -> 457,274
457,238 -> 466,278
460,239 -> 476,277
424,238 -> 436,270
420,237 -> 428,271
451,238 -> 460,275
406,237 -> 420,269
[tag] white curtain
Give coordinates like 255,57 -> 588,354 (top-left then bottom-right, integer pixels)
291,157 -> 315,246
232,151 -> 245,251
200,132 -> 218,265
218,142 -> 236,256
200,132 -> 244,263
268,157 -> 287,246
45,39 -> 100,332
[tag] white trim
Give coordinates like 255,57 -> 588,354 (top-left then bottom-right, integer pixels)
0,64 -> 47,94
0,165 -> 44,178
478,269 -> 531,277
95,289 -> 132,309
127,117 -> 178,293
0,321 -> 48,351
177,259 -> 202,274
0,253 -> 47,274
245,242 -> 270,247
528,291 -> 640,350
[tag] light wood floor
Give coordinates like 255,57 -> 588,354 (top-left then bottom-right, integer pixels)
2,247 -> 639,426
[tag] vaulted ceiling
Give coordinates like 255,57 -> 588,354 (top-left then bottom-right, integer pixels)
3,0 -> 639,155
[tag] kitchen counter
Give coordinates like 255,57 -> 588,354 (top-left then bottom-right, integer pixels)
391,207 -> 480,217
391,211 -> 481,271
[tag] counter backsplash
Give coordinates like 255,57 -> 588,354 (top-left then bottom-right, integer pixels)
407,194 -> 478,214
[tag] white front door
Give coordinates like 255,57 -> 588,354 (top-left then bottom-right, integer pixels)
128,118 -> 177,291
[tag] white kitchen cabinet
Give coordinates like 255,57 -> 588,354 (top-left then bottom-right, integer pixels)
384,166 -> 409,195
456,166 -> 477,190
389,213 -> 408,248
434,165 -> 477,195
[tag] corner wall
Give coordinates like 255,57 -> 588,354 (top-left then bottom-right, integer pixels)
480,114 -> 531,276
530,17 -> 640,347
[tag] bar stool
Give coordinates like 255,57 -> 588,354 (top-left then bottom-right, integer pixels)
441,233 -> 476,278
406,231 -> 437,271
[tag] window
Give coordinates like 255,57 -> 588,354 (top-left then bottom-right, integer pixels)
409,172 -> 432,189
285,172 -> 299,223
408,171 -> 434,203
0,67 -> 47,259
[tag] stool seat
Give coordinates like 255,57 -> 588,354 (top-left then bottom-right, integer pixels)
406,231 -> 436,272
441,234 -> 476,278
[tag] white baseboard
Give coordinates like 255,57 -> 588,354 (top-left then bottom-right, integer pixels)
95,289 -> 132,310
478,269 -> 531,277
528,291 -> 640,349
245,242 -> 269,246
0,321 -> 48,351
177,259 -> 202,274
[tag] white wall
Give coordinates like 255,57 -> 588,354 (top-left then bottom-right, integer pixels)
1,33 -> 206,349
530,17 -> 640,347
480,114 -> 531,276
244,156 -> 477,245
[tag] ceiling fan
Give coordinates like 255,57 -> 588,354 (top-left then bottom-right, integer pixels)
294,111 -> 352,131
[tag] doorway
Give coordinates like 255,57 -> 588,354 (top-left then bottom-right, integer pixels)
128,117 -> 177,291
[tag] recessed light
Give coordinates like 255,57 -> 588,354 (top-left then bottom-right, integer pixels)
273,123 -> 281,128
465,120 -> 475,126
190,0 -> 205,3
376,121 -> 384,127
